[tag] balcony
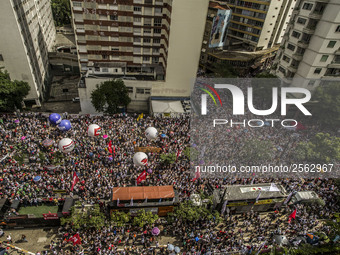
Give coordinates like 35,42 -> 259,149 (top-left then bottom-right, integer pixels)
309,11 -> 322,20
292,53 -> 304,61
297,40 -> 309,48
133,0 -> 142,3
303,26 -> 316,34
287,65 -> 298,73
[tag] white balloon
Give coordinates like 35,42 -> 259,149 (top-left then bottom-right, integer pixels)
88,124 -> 101,137
58,138 -> 75,153
145,127 -> 158,140
133,152 -> 148,166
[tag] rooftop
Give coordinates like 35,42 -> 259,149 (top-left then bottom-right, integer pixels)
111,186 -> 175,201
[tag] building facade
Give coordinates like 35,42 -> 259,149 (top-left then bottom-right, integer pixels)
0,0 -> 56,106
72,0 -> 209,113
274,0 -> 340,89
223,0 -> 297,51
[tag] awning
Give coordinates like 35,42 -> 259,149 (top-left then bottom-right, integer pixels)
112,186 -> 175,201
151,100 -> 184,113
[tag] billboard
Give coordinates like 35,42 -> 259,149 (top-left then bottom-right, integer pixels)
209,9 -> 231,48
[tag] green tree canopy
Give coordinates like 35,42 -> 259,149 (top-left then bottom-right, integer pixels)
0,70 -> 30,111
160,152 -> 176,165
51,0 -> 71,27
91,79 -> 131,114
312,83 -> 340,128
293,133 -> 340,163
111,211 -> 131,227
132,209 -> 159,228
211,62 -> 238,78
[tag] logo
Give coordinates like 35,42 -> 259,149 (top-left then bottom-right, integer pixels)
201,84 -> 312,116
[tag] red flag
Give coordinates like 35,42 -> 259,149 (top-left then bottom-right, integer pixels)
71,172 -> 79,192
288,209 -> 297,223
108,140 -> 113,154
136,170 -> 147,185
176,149 -> 182,162
68,233 -> 81,245
113,146 -> 116,156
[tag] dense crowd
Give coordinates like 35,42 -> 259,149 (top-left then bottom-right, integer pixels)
0,111 -> 338,254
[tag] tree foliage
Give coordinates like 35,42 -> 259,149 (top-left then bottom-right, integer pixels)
255,72 -> 278,78
211,62 -> 238,78
294,133 -> 340,163
51,0 -> 71,27
160,152 -> 176,165
91,79 -> 131,114
61,204 -> 105,230
312,83 -> 340,128
0,70 -> 30,111
132,209 -> 159,228
111,211 -> 131,227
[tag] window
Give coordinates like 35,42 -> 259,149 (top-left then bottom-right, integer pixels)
143,56 -> 150,61
102,55 -> 108,60
282,55 -> 290,63
134,6 -> 142,12
144,7 -> 152,15
144,18 -> 152,26
154,18 -> 162,26
126,87 -> 133,93
110,15 -> 118,21
155,7 -> 162,14
0,54 -> 3,61
133,17 -> 141,22
292,31 -> 301,39
144,28 -> 151,34
62,89 -> 69,93
287,43 -> 296,51
153,38 -> 160,44
73,2 -> 82,7
154,28 -> 161,34
152,57 -> 159,63
278,66 -> 285,74
101,68 -> 109,72
314,68 -> 322,74
152,48 -> 159,53
136,88 -> 144,94
327,41 -> 336,48
143,38 -> 151,43
134,37 -> 141,43
336,25 -> 340,32
320,55 -> 329,62
145,0 -> 153,4
111,47 -> 119,51
297,17 -> 307,25
145,88 -> 151,94
302,3 -> 313,10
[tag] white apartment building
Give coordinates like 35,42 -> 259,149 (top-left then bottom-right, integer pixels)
222,0 -> 297,51
0,0 -> 56,106
274,0 -> 340,89
71,0 -> 209,113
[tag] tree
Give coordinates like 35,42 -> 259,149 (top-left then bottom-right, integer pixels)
51,0 -> 71,27
0,70 -> 30,111
132,209 -> 158,228
160,153 -> 176,165
211,62 -> 238,78
312,83 -> 340,128
61,204 -> 105,230
293,133 -> 340,163
111,211 -> 131,227
91,79 -> 131,114
255,72 -> 277,78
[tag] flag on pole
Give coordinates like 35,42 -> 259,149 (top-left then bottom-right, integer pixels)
130,197 -> 133,206
136,170 -> 147,185
67,233 -> 81,245
71,172 -> 79,192
137,113 -> 143,121
159,198 -> 162,203
117,198 -> 120,207
256,241 -> 266,255
255,190 -> 261,203
288,209 -> 297,223
221,200 -> 228,215
108,140 -> 113,154
144,197 -> 148,203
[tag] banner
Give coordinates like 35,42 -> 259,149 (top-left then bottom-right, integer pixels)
71,172 -> 79,191
67,233 -> 81,245
43,213 -> 58,220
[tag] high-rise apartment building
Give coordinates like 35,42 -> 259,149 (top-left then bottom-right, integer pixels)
274,0 -> 340,89
0,0 -> 56,106
71,0 -> 209,113
221,0 -> 297,51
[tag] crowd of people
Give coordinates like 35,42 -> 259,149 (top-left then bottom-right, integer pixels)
0,109 -> 338,254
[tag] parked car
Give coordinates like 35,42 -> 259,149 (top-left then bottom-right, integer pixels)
72,97 -> 80,103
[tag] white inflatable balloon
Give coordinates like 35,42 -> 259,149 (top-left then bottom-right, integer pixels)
88,124 -> 101,137
145,127 -> 158,140
58,138 -> 75,153
133,152 -> 148,166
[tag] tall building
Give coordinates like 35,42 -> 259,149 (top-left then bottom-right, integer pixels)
274,0 -> 340,89
223,0 -> 297,51
0,0 -> 56,106
71,0 -> 209,113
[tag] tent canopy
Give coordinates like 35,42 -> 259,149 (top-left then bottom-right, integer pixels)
151,100 -> 184,113
112,186 -> 175,201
